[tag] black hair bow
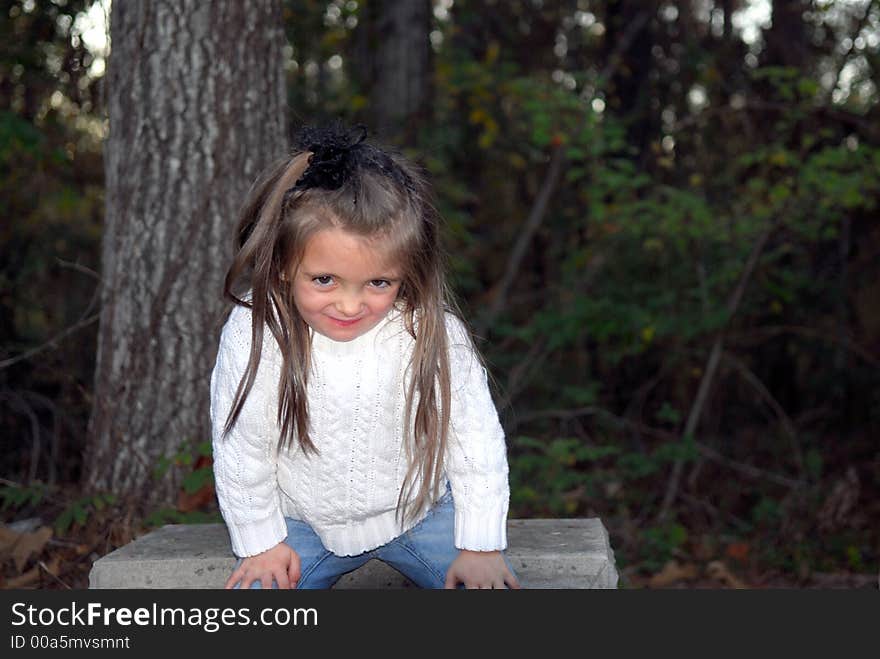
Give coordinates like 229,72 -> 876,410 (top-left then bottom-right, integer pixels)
291,123 -> 368,193
285,122 -> 415,201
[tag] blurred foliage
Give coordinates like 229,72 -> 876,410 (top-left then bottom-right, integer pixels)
1,0 -> 104,495
0,437 -> 217,537
2,0 -> 879,585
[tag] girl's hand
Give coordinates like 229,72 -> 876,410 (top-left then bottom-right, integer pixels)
444,550 -> 521,589
225,541 -> 301,590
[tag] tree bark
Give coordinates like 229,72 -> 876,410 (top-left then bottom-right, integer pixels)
84,0 -> 287,503
369,0 -> 432,140
602,0 -> 658,160
762,0 -> 811,69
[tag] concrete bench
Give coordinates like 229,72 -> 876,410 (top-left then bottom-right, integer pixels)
89,518 -> 618,589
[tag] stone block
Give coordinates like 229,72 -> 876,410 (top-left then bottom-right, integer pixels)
89,518 -> 617,589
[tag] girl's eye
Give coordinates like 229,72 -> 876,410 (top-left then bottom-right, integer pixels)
313,275 -> 334,287
369,279 -> 391,289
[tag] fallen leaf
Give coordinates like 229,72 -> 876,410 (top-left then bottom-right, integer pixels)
0,525 -> 53,572
725,542 -> 750,563
177,455 -> 216,512
177,485 -> 216,512
3,565 -> 40,589
37,557 -> 67,588
0,526 -> 17,555
648,560 -> 700,588
13,527 -> 52,572
706,560 -> 748,589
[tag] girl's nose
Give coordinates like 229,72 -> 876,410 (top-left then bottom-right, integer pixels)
335,292 -> 363,317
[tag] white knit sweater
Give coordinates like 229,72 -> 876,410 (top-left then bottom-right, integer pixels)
210,302 -> 510,558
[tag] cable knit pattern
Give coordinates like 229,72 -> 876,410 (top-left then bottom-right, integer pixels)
210,303 -> 510,558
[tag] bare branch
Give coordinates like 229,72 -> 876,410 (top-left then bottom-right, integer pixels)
0,391 -> 42,484
679,492 -> 752,532
727,324 -> 880,369
581,11 -> 652,101
510,403 -> 804,490
478,10 -> 652,336
476,145 -> 565,334
719,350 -> 805,479
56,258 -> 101,282
39,560 -> 73,590
671,100 -> 879,140
694,441 -> 803,490
0,312 -> 100,371
1,262 -> 101,371
658,217 -> 779,522
21,391 -> 80,487
497,335 -> 552,416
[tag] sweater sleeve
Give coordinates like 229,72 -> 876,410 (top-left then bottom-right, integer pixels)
210,304 -> 287,557
443,313 -> 510,551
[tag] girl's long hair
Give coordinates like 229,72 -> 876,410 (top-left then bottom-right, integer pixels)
221,142 -> 457,525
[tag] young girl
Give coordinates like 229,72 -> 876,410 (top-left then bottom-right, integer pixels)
210,124 -> 519,589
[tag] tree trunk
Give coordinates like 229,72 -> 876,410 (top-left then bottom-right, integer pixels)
369,0 -> 432,141
84,0 -> 287,503
762,0 -> 811,69
602,0 -> 658,160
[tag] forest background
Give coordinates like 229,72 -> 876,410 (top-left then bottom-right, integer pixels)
1,0 -> 878,589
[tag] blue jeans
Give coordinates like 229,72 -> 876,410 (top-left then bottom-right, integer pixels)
235,487 -> 516,589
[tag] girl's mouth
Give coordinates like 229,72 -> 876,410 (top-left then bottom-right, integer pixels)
327,316 -> 362,327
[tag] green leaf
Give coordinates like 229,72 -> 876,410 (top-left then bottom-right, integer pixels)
55,509 -> 74,534
73,503 -> 89,526
182,468 -> 214,495
655,401 -> 681,424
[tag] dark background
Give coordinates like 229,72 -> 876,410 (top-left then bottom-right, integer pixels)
1,0 -> 878,588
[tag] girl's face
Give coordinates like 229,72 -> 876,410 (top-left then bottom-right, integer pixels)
292,226 -> 402,342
